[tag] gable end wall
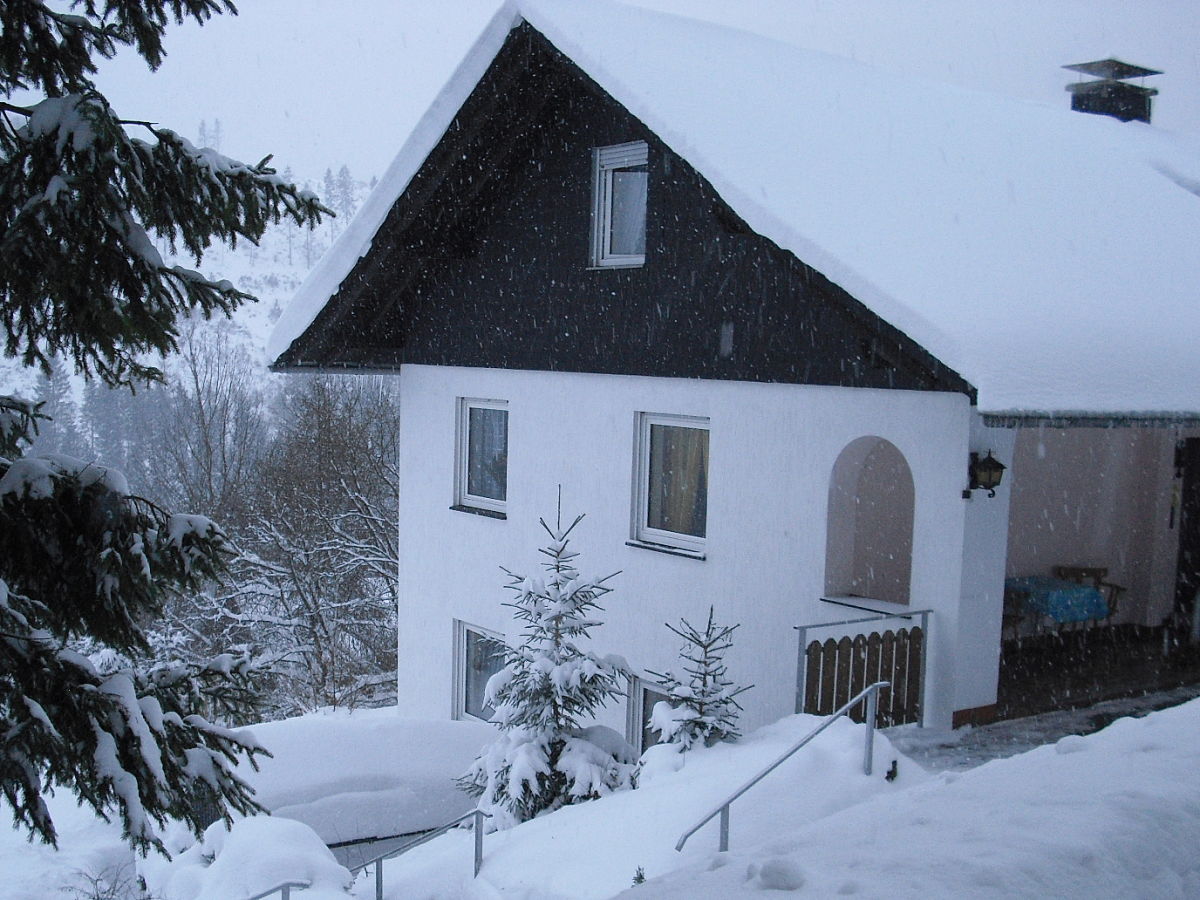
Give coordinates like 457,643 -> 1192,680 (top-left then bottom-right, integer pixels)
282,24 -> 973,400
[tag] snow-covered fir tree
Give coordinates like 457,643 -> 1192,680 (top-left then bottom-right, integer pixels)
28,353 -> 86,458
334,163 -> 359,219
0,0 -> 328,851
0,5 -> 328,386
459,511 -> 636,829
648,607 -> 752,751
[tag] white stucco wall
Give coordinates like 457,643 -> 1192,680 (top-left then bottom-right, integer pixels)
395,365 -> 974,732
955,416 -> 1015,716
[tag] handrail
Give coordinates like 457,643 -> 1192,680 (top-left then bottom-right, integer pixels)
816,600 -> 936,619
246,881 -> 311,900
350,808 -> 492,899
675,681 -> 889,854
246,808 -> 491,900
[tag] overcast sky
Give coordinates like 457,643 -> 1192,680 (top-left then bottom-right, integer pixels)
90,0 -> 1200,182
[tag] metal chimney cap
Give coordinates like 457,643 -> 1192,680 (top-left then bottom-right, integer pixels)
1063,59 -> 1162,81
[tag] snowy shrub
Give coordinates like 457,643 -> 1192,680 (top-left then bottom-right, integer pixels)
458,512 -> 635,828
142,816 -> 353,900
647,606 -> 752,751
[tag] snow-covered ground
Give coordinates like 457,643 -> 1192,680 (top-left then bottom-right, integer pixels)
369,696 -> 1200,899
617,698 -> 1200,899
888,682 -> 1200,773
4,693 -> 1199,899
242,708 -> 492,846
0,708 -> 490,899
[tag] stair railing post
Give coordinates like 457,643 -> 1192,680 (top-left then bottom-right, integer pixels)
719,805 -> 730,852
794,625 -> 808,714
375,857 -> 384,900
280,886 -> 290,900
918,610 -> 931,728
473,809 -> 486,877
863,684 -> 879,776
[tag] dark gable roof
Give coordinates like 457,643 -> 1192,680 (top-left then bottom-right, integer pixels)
271,21 -> 971,398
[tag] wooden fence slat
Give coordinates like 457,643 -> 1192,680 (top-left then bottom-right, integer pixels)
819,638 -> 838,715
880,630 -> 896,726
908,626 -> 924,723
835,636 -> 853,713
849,634 -> 868,722
865,632 -> 882,727
894,628 -> 911,722
804,641 -> 822,714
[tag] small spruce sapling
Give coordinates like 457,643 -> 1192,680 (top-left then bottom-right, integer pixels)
648,606 -> 752,750
458,511 -> 635,828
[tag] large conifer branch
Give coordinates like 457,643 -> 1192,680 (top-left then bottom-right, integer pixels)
0,0 -> 237,96
0,92 -> 330,385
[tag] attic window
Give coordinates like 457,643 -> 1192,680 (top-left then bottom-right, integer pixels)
591,141 -> 648,267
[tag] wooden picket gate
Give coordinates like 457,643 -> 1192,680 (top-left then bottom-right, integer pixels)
801,627 -> 924,727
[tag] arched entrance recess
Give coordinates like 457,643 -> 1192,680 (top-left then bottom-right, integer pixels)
824,436 -> 915,605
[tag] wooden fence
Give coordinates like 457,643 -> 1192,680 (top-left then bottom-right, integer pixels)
801,626 -> 924,726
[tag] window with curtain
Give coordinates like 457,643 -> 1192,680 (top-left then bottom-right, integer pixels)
634,413 -> 709,553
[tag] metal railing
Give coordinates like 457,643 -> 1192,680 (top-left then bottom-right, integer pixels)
246,881 -> 311,900
794,604 -> 932,722
350,808 -> 491,900
675,681 -> 889,854
245,808 -> 490,900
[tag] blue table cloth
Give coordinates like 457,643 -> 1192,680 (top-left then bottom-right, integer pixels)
1005,576 -> 1108,624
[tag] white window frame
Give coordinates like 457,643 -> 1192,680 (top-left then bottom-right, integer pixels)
626,674 -> 673,755
454,397 -> 508,515
452,620 -> 506,722
631,412 -> 710,555
590,140 -> 648,268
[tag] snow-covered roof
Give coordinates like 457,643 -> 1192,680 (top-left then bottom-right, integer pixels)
270,0 -> 1200,416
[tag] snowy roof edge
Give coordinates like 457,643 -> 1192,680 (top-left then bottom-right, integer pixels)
268,0 -> 1200,416
266,4 -> 523,365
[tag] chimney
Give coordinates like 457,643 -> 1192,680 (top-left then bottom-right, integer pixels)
1064,59 -> 1161,123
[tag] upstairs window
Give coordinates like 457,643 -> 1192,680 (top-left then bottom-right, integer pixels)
455,398 -> 508,516
632,412 -> 709,554
591,141 -> 648,268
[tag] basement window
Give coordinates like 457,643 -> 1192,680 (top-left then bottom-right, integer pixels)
627,676 -> 673,755
591,140 -> 648,267
631,412 -> 709,555
454,621 -> 506,721
454,398 -> 508,516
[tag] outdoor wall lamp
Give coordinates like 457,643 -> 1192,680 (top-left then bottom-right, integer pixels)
964,450 -> 1006,499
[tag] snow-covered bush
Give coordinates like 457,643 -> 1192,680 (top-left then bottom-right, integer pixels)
142,816 -> 353,900
647,606 -> 752,751
458,512 -> 635,828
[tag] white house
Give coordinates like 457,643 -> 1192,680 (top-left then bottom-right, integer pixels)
269,0 -> 1200,736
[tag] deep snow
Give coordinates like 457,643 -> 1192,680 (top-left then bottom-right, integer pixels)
5,694 -> 1200,898
366,698 -> 1200,899
617,700 -> 1200,898
242,707 -> 492,845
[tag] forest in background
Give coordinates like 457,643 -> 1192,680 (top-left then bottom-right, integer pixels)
16,134 -> 397,723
